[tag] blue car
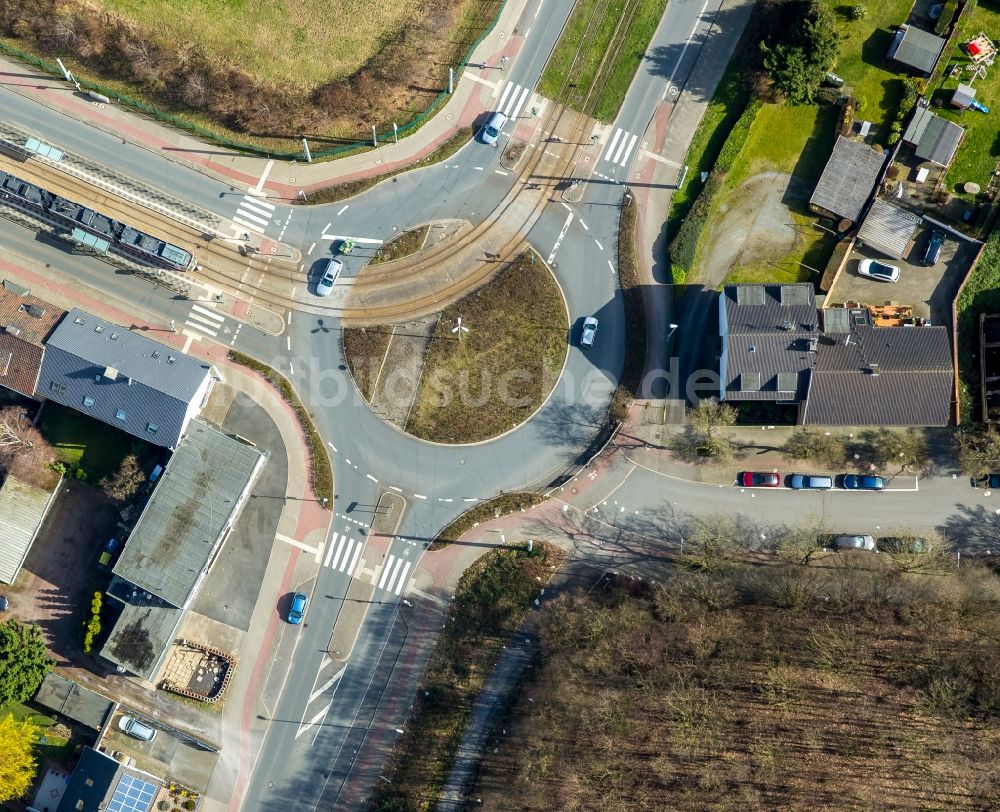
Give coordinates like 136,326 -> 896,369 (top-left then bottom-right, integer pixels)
288,592 -> 308,625
842,474 -> 884,491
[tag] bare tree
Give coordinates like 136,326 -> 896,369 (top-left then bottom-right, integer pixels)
782,428 -> 845,465
772,515 -> 830,565
957,425 -> 1000,479
849,428 -> 928,473
0,407 -> 53,484
99,454 -> 144,503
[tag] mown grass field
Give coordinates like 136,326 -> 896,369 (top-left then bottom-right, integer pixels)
703,103 -> 838,285
930,0 -> 1000,194
825,0 -> 915,133
539,0 -> 667,121
96,0 -> 421,87
405,251 -> 567,444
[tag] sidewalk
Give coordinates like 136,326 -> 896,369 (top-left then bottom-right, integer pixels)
0,253 -> 332,809
0,0 -> 535,200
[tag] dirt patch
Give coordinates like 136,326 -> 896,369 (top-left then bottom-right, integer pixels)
14,484 -> 121,667
699,172 -> 812,286
370,225 -> 431,266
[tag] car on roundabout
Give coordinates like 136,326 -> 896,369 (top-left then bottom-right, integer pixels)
739,471 -> 781,487
842,474 -> 885,491
580,317 -> 598,348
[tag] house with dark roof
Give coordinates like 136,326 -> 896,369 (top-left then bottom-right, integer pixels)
888,24 -> 947,74
902,102 -> 965,167
34,673 -> 114,732
719,284 -> 954,426
809,136 -> 886,223
56,746 -> 162,812
0,280 -> 64,398
100,421 -> 265,682
36,308 -> 213,449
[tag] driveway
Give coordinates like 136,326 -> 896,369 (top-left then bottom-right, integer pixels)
828,228 -> 979,328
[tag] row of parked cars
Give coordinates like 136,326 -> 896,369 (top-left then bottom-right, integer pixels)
738,472 -> 885,490
827,535 -> 930,553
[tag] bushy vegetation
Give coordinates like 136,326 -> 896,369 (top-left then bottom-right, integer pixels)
668,100 -> 762,282
610,190 -> 645,422
956,230 -> 1000,420
760,1 -> 840,103
431,492 -> 545,550
371,543 -> 564,810
227,352 -> 332,505
82,592 -> 102,655
474,560 -> 1000,809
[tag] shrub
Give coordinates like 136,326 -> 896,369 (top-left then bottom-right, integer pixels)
850,3 -> 867,20
82,591 -> 102,654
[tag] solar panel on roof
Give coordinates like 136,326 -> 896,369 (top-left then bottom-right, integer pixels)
109,774 -> 157,812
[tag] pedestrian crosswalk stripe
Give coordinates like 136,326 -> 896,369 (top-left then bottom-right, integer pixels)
191,304 -> 223,321
240,196 -> 275,213
602,128 -> 623,162
617,133 -> 639,166
393,562 -> 412,595
324,532 -> 339,567
233,216 -> 266,234
496,81 -> 516,115
331,537 -> 351,571
234,193 -> 275,234
323,532 -> 361,574
345,543 -> 363,579
234,207 -> 269,226
507,86 -> 530,119
184,303 -> 224,338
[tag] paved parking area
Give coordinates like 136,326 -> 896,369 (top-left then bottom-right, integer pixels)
828,227 -> 980,328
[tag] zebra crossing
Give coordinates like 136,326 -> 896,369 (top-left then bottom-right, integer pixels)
323,531 -> 363,576
495,80 -> 532,121
183,303 -> 225,337
232,193 -> 275,235
601,127 -> 640,168
377,554 -> 412,597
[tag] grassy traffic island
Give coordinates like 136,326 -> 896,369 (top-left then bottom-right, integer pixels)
344,249 -> 568,444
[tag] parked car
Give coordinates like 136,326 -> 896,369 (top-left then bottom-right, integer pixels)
98,538 -> 122,571
739,471 -> 781,487
315,258 -> 343,297
0,596 -> 9,612
288,591 -> 308,625
988,474 -> 1000,489
118,715 -> 157,742
923,229 -> 946,265
832,534 -> 877,551
480,111 -> 508,146
878,536 -> 929,553
580,317 -> 598,348
842,474 -> 885,491
857,259 -> 900,283
789,473 -> 833,490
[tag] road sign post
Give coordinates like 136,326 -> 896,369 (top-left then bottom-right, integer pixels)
393,122 -> 398,144
372,126 -> 378,148
301,138 -> 312,163
449,67 -> 454,94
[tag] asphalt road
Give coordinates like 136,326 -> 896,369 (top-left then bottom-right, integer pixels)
0,0 -> 779,809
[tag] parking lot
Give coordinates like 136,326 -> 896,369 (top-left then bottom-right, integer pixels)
828,226 -> 980,328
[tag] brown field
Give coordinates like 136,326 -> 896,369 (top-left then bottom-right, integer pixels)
0,0 -> 502,148
473,560 -> 1000,810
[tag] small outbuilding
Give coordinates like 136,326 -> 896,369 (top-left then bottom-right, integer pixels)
902,103 -> 965,167
857,199 -> 922,259
810,136 -> 886,223
951,82 -> 977,110
888,24 -> 947,75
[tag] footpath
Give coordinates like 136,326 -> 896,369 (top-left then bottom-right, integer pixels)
0,254 -> 332,812
0,0 -> 537,200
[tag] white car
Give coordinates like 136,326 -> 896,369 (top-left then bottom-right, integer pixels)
580,317 -> 598,348
315,258 -> 343,297
118,715 -> 157,742
480,111 -> 507,147
857,258 -> 900,283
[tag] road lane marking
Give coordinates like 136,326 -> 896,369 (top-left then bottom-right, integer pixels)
275,533 -> 319,555
393,562 -> 412,595
337,205 -> 349,215
618,133 -> 639,166
595,239 -> 604,251
666,0 -> 712,89
495,169 -> 508,176
309,666 -> 346,702
253,159 -> 274,193
346,544 -> 363,578
322,234 -> 383,245
508,86 -> 531,120
413,493 -> 427,499
602,128 -> 623,162
324,532 -> 339,567
547,211 -> 574,263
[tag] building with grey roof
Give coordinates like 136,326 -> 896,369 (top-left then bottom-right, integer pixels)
719,285 -> 954,425
902,103 -> 965,167
56,746 -> 162,812
101,421 -> 265,681
36,308 -> 213,449
0,474 -> 59,585
888,24 -> 946,74
858,199 -> 922,258
34,673 -> 114,732
719,284 -> 819,403
809,136 -> 886,222
802,321 -> 954,426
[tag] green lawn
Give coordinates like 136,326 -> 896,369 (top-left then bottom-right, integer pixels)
39,403 -> 155,483
929,0 -> 1000,195
708,103 -> 838,285
822,0 -> 915,132
539,0 -> 668,121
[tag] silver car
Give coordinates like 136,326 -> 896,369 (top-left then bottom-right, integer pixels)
316,258 -> 343,297
580,317 -> 598,348
118,715 -> 157,742
481,111 -> 508,146
832,535 -> 876,551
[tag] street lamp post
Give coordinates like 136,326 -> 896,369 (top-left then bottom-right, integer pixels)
666,323 -> 679,340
